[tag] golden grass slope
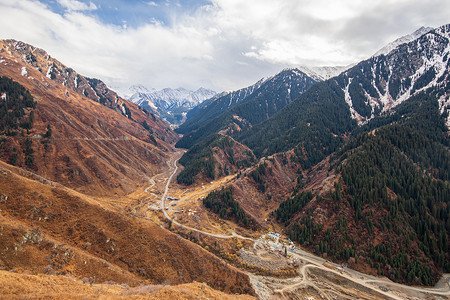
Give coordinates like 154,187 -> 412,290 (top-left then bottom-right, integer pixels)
0,160 -> 254,296
0,271 -> 256,299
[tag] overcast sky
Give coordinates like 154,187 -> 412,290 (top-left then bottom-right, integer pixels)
0,0 -> 449,93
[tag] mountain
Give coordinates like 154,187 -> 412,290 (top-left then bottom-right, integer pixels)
0,39 -> 178,196
339,24 -> 449,125
231,24 -> 450,285
176,68 -> 320,150
276,91 -> 449,285
238,24 -> 450,160
126,85 -> 216,125
5,40 -> 140,120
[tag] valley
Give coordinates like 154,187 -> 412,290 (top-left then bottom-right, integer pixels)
135,149 -> 450,299
0,18 -> 449,300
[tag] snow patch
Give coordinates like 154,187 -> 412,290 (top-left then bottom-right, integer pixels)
21,67 -> 28,77
343,78 -> 365,125
379,66 -> 395,111
298,65 -> 351,81
120,103 -> 127,116
46,65 -> 53,79
438,94 -> 450,129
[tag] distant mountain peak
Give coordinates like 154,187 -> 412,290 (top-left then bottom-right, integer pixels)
125,86 -> 216,125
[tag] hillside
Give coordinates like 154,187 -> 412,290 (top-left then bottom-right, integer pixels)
0,159 -> 254,295
178,77 -> 268,135
176,134 -> 255,185
276,91 -> 449,285
0,271 -> 255,299
0,39 -> 178,196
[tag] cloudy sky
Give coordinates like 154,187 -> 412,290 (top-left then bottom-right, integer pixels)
0,0 -> 449,93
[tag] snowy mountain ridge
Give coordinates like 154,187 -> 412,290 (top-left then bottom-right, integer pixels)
127,86 -> 216,109
176,67 -> 319,141
298,65 -> 352,81
341,24 -> 450,127
373,26 -> 434,57
124,85 -> 216,125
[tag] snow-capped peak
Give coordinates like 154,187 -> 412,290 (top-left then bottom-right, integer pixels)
124,86 -> 217,124
116,84 -> 156,99
372,26 -> 433,57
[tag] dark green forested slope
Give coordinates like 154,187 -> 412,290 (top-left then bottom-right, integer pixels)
177,78 -> 356,186
0,76 -> 36,134
176,134 -> 218,185
203,187 -> 256,228
275,92 -> 449,286
176,134 -> 255,185
237,80 -> 356,164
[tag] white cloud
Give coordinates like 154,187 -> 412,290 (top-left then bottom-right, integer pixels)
0,0 -> 449,92
146,1 -> 158,7
57,0 -> 97,11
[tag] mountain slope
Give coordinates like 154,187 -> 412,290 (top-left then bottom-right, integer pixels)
373,26 -> 433,57
176,68 -> 319,149
5,40 -> 139,120
238,23 -> 450,164
0,39 -> 178,196
339,24 -> 450,125
237,79 -> 355,163
276,91 -> 449,285
0,272 -> 255,300
0,159 -> 255,295
126,86 -> 216,125
178,77 -> 269,135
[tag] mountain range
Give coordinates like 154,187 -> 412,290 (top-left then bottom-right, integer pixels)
124,85 -> 216,125
176,68 -> 320,148
179,24 -> 450,159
